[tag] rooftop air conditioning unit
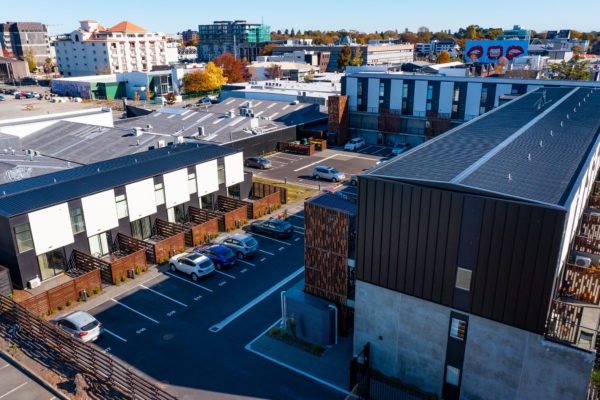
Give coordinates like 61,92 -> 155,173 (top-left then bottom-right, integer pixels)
157,139 -> 166,148
575,255 -> 592,268
198,126 -> 205,136
132,127 -> 143,137
27,276 -> 41,289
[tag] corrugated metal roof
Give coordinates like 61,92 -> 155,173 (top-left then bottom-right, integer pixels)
0,143 -> 237,217
369,87 -> 600,207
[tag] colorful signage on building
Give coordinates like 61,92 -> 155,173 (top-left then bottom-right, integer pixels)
465,40 -> 528,63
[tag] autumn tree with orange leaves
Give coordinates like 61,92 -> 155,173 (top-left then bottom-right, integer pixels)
213,52 -> 251,83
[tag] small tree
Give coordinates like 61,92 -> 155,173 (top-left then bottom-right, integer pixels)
337,45 -> 352,71
571,45 -> 584,55
549,60 -> 591,81
213,52 -> 251,83
23,48 -> 36,73
437,50 -> 452,64
349,47 -> 363,66
265,64 -> 283,80
182,62 -> 227,92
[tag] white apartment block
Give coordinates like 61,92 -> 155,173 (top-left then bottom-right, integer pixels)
55,20 -> 177,77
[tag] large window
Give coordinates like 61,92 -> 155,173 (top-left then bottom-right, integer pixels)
445,365 -> 461,386
188,173 -> 197,194
426,83 -> 434,111
130,216 -> 152,240
479,87 -> 488,115
450,317 -> 467,340
201,194 -> 214,210
38,248 -> 67,281
89,231 -> 111,257
155,183 -> 165,206
217,165 -> 225,185
14,223 -> 34,253
167,204 -> 186,224
115,194 -> 128,219
69,207 -> 86,234
228,184 -> 241,200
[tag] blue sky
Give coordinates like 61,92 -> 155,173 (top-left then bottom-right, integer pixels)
4,0 -> 598,35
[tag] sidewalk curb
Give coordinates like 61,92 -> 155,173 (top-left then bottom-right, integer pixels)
0,349 -> 70,400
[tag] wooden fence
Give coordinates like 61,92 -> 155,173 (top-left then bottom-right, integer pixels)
0,265 -> 12,297
251,182 -> 288,204
18,269 -> 102,317
278,142 -> 315,156
217,196 -> 249,231
0,295 -> 177,400
188,208 -> 221,245
247,192 -> 282,219
590,195 -> 600,210
117,232 -> 156,264
310,139 -> 327,151
70,249 -> 111,284
109,250 -> 147,284
152,220 -> 186,263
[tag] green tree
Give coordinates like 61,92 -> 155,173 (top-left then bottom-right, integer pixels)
571,45 -> 584,55
437,50 -> 452,64
417,26 -> 432,43
349,47 -> 363,66
337,45 -> 352,71
182,62 -> 227,92
23,48 -> 36,73
549,60 -> 591,81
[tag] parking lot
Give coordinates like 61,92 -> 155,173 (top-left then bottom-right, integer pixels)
249,148 -> 386,188
81,210 -> 341,400
0,355 -> 57,400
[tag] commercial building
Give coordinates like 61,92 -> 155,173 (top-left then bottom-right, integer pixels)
257,50 -> 330,73
50,75 -> 124,100
272,42 -> 414,72
55,20 -> 177,77
0,22 -> 52,67
337,69 -> 600,147
197,20 -> 271,62
0,142 -> 248,289
353,87 -> 600,399
415,39 -> 460,58
181,29 -> 198,44
247,61 -> 317,82
0,56 -> 29,82
498,25 -> 531,41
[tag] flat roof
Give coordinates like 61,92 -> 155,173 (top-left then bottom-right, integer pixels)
369,87 -> 600,207
308,192 -> 356,215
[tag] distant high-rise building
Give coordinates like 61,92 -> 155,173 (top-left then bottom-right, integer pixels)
197,20 -> 271,62
0,21 -> 51,66
181,29 -> 199,44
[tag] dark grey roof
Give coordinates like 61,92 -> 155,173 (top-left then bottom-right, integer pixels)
0,143 -> 237,217
369,87 -> 600,207
308,192 -> 356,215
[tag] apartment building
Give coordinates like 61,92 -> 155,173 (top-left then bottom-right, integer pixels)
0,143 -> 247,289
0,21 -> 52,66
415,38 -> 459,58
338,70 -> 600,147
353,87 -> 600,399
55,20 -> 177,77
197,20 -> 271,62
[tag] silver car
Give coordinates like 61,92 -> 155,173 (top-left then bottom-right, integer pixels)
220,233 -> 259,259
244,157 -> 272,170
57,311 -> 102,343
312,166 -> 346,182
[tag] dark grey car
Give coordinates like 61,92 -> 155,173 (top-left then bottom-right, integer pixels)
244,157 -> 272,170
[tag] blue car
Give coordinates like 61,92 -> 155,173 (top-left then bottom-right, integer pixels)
194,244 -> 237,270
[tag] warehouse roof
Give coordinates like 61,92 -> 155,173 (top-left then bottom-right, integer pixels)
0,143 -> 237,217
369,87 -> 600,207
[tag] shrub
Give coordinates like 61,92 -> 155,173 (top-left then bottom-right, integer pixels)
135,266 -> 141,275
66,300 -> 72,307
93,287 -> 100,295
58,305 -> 64,311
122,275 -> 127,283
592,369 -> 600,388
114,279 -> 120,286
47,308 -> 55,316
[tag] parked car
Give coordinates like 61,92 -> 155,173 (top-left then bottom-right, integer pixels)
194,244 -> 237,269
220,233 -> 259,259
168,252 -> 215,281
244,157 -> 272,170
251,218 -> 294,238
349,175 -> 359,186
0,95 -> 5,101
56,311 -> 102,343
24,91 -> 39,99
312,166 -> 346,182
14,91 -> 28,99
344,137 -> 366,151
392,143 -> 411,156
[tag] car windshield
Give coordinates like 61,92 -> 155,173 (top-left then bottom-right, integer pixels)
81,319 -> 99,331
198,259 -> 213,269
330,169 -> 339,174
214,246 -> 234,257
188,254 -> 203,263
243,237 -> 257,247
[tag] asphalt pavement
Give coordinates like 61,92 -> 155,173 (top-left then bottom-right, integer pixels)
0,354 -> 60,400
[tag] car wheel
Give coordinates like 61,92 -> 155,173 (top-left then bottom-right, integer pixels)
332,177 -> 338,183
216,262 -> 222,270
191,273 -> 198,282
169,263 -> 176,272
236,252 -> 245,260
314,174 -> 320,180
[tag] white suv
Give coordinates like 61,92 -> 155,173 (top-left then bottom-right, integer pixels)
169,252 -> 215,281
344,138 -> 366,151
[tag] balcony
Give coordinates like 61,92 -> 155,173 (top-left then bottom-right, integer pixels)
545,298 -> 598,351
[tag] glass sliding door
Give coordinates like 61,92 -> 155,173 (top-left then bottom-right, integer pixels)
89,231 -> 111,257
167,204 -> 186,224
38,248 -> 67,281
131,216 -> 152,240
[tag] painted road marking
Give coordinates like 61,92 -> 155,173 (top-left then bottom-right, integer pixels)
240,268 -> 248,274
208,266 -> 304,333
140,284 -> 188,307
103,328 -> 127,343
111,299 -> 159,324
260,257 -> 267,262
165,271 -> 214,292
219,281 -> 227,287
293,154 -> 338,172
251,232 -> 292,245
166,310 -> 176,317
215,270 -> 236,279
294,237 -> 300,242
259,249 -> 275,256
245,319 -> 349,396
291,224 -> 304,230
0,364 -> 8,370
278,246 -> 285,251
194,295 -> 203,301
103,347 -> 111,354
238,259 -> 256,267
0,382 -> 28,399
136,328 -> 147,334
289,214 -> 304,219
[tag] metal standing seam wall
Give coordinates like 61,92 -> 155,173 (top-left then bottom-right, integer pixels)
356,176 -> 566,334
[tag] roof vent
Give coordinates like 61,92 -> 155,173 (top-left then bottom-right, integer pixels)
539,140 -> 543,148
550,130 -> 553,136
528,153 -> 532,161
508,173 -> 512,181
566,113 -> 570,119
53,178 -> 57,183
560,121 -> 564,127
97,168 -> 100,172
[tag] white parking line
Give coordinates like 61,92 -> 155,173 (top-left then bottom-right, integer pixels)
288,214 -> 304,219
372,147 -> 390,155
293,154 -> 338,172
238,259 -> 256,267
0,382 -> 28,399
165,271 -> 214,292
278,246 -> 285,251
103,328 -> 128,342
338,153 -> 381,161
294,231 -> 305,236
250,232 -> 292,245
259,249 -> 275,256
245,319 -> 348,396
260,257 -> 267,262
357,145 -> 376,153
208,266 -> 304,333
0,364 -> 8,370
140,284 -> 188,307
215,270 -> 236,279
291,224 -> 304,230
110,299 -> 159,324
294,237 -> 300,242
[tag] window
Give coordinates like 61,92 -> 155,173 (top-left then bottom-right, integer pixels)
115,194 -> 128,219
89,231 -> 111,257
14,223 -> 34,253
445,365 -> 460,386
38,249 -> 67,280
455,267 -> 472,291
217,164 -> 225,185
154,183 -> 165,206
426,83 -> 434,111
130,216 -> 152,240
188,173 -> 197,194
228,184 -> 240,200
200,194 -> 214,210
69,207 -> 86,234
167,204 -> 186,224
479,87 -> 488,115
401,82 -> 409,114
450,317 -> 467,340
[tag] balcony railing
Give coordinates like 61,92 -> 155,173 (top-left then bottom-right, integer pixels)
562,263 -> 600,305
580,212 -> 600,240
574,236 -> 600,256
545,299 -> 597,351
589,195 -> 600,210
